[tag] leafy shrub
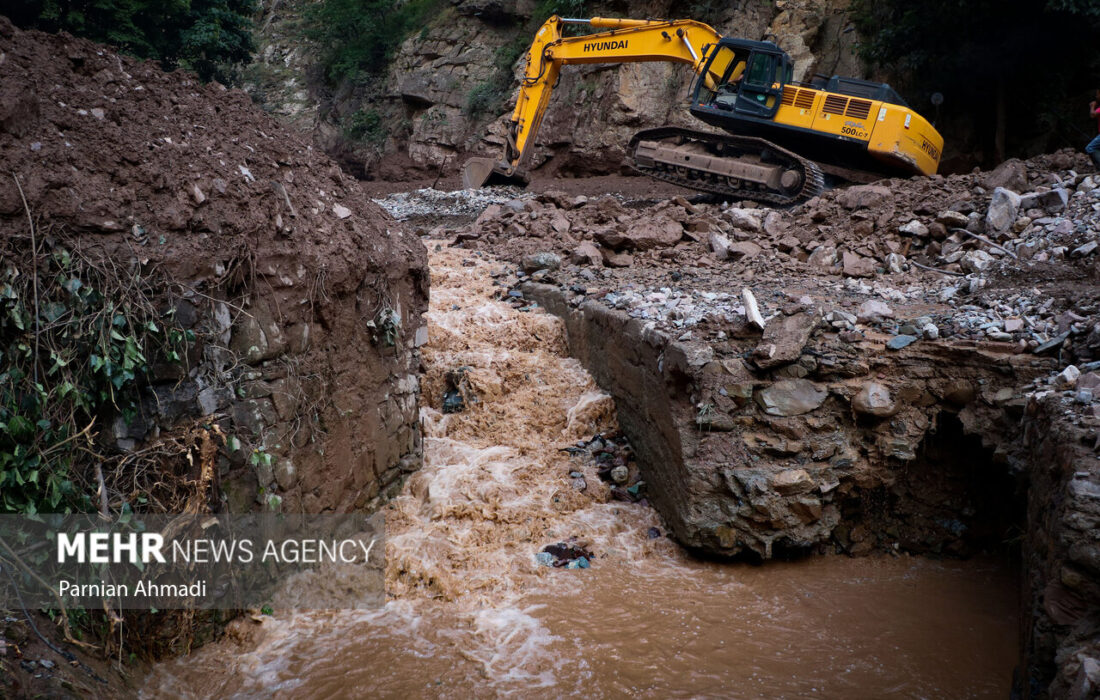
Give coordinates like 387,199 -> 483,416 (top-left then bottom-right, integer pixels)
0,230 -> 194,514
6,0 -> 256,83
306,0 -> 448,85
534,0 -> 589,19
464,37 -> 528,118
345,108 -> 387,144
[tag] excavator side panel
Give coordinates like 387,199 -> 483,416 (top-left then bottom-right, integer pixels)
807,90 -> 876,146
866,103 -> 943,176
774,85 -> 822,131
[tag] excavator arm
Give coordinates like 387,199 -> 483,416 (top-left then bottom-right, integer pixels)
462,16 -> 724,188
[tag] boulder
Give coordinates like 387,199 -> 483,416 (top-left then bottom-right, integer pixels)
982,159 -> 1028,192
1056,364 -> 1081,388
1019,188 -> 1069,214
754,379 -> 828,416
1072,241 -> 1098,257
753,310 -> 817,369
777,236 -> 801,253
857,299 -> 893,322
961,249 -> 994,273
570,242 -> 603,266
851,382 -> 898,418
708,232 -> 731,259
725,208 -> 762,232
807,245 -> 838,272
597,218 -> 683,250
771,469 -> 815,496
727,240 -> 762,260
842,250 -> 875,277
899,220 -> 929,237
985,187 -> 1021,236
763,210 -> 786,236
942,379 -> 976,406
601,249 -> 634,267
936,210 -> 969,229
521,251 -> 561,272
886,334 -> 918,350
742,288 -> 765,330
838,184 -> 892,210
1078,372 -> 1100,390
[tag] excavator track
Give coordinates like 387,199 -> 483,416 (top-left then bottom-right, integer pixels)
628,127 -> 825,207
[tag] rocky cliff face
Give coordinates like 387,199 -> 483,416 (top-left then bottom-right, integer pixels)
248,0 -> 862,180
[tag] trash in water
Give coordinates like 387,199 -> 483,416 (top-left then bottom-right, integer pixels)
442,390 -> 465,414
442,366 -> 474,414
537,539 -> 594,568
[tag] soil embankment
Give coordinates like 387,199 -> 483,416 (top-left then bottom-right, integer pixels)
0,16 -> 426,694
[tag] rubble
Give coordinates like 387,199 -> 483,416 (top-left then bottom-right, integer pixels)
373,186 -> 529,221
434,148 -> 1099,380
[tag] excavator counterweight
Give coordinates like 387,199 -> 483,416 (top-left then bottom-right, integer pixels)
463,16 -> 943,204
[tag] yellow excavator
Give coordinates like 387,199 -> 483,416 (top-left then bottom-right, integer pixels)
463,16 -> 944,205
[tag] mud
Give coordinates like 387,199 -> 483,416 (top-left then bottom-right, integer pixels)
0,17 -> 428,513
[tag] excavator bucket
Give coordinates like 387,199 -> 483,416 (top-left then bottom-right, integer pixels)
462,157 -> 498,189
462,157 -> 530,189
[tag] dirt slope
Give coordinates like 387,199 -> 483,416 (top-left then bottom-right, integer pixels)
0,15 -> 427,694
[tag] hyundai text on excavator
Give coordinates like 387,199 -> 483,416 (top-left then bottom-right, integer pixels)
462,15 -> 944,206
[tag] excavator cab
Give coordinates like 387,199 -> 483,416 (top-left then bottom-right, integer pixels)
692,39 -> 792,121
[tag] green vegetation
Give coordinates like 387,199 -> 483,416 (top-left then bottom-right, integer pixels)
6,0 -> 256,83
464,37 -> 529,118
850,0 -> 1100,163
534,0 -> 589,19
463,2 -> 593,119
0,224 -> 194,515
344,108 -> 387,144
305,0 -> 448,85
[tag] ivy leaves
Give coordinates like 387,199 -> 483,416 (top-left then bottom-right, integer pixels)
0,240 -> 194,515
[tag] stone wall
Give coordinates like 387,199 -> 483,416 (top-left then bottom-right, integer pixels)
522,280 -> 1100,697
524,281 -> 1049,558
1020,394 -> 1100,698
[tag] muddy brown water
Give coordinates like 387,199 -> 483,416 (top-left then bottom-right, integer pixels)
144,246 -> 1018,699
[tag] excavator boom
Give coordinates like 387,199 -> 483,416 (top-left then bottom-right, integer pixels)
463,16 -> 722,188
